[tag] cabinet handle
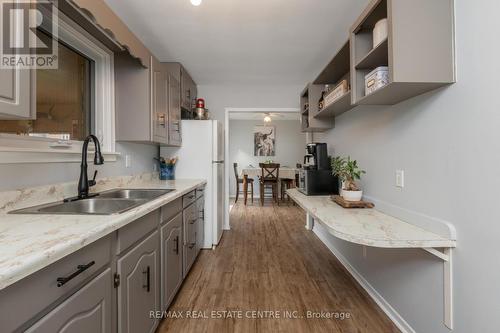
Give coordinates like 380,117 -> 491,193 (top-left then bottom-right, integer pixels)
199,210 -> 204,219
186,195 -> 195,199
189,232 -> 197,249
143,266 -> 151,292
173,235 -> 179,254
56,261 -> 95,287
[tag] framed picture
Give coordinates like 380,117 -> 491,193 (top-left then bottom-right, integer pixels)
254,126 -> 275,156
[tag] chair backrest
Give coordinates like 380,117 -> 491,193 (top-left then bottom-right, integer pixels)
233,163 -> 239,180
259,163 -> 280,181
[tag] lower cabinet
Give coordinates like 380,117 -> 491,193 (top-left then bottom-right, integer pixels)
161,213 -> 183,310
117,231 -> 160,333
4,191 -> 205,331
196,194 -> 205,252
183,202 -> 198,277
26,269 -> 112,333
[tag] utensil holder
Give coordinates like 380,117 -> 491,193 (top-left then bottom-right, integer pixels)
159,165 -> 176,180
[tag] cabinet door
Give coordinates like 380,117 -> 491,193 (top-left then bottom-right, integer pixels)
196,195 -> 205,252
151,57 -> 168,144
183,203 -> 198,276
180,68 -> 193,110
0,68 -> 35,119
26,269 -> 112,333
117,231 -> 159,333
167,74 -> 182,146
160,213 -> 183,310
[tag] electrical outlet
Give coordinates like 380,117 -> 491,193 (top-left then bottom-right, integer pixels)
396,170 -> 404,188
125,155 -> 131,168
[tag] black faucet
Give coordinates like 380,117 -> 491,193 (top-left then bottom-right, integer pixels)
75,135 -> 104,200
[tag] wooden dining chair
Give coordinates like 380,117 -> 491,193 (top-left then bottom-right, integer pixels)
258,163 -> 280,206
233,163 -> 254,204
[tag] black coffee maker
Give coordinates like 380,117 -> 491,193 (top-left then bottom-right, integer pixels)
299,143 -> 339,195
304,143 -> 330,170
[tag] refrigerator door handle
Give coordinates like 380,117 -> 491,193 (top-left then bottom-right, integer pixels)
212,160 -> 224,164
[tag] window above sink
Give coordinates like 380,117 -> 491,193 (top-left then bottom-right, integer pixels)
0,11 -> 117,164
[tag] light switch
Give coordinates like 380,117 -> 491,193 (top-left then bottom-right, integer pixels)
396,170 -> 404,188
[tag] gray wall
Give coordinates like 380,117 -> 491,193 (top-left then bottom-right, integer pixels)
314,1 -> 500,332
229,119 -> 305,197
0,142 -> 158,191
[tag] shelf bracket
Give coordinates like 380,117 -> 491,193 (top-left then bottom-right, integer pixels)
423,247 -> 453,330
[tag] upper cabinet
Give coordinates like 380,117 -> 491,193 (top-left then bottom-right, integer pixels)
167,73 -> 182,147
350,0 -> 455,105
305,0 -> 456,128
165,63 -> 198,119
0,68 -> 35,120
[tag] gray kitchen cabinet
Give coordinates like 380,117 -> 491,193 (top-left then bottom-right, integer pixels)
164,62 -> 197,114
183,202 -> 198,277
115,52 -> 170,145
25,269 -> 112,333
117,230 -> 160,333
152,57 -> 168,144
160,213 -> 183,310
300,84 -> 334,132
196,191 -> 205,252
167,73 -> 182,146
0,68 -> 35,120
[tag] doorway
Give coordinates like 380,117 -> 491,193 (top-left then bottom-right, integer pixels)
224,108 -> 301,228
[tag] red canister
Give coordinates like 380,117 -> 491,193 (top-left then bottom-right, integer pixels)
196,98 -> 205,108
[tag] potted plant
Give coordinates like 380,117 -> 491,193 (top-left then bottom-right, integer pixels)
331,156 -> 366,201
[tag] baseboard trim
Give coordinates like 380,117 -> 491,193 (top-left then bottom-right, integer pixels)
313,224 -> 416,333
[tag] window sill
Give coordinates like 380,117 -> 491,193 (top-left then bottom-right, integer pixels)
0,147 -> 120,164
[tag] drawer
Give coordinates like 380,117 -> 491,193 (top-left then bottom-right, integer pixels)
196,186 -> 206,199
117,210 -> 159,254
26,269 -> 112,333
161,197 -> 182,224
0,235 -> 111,333
182,190 -> 196,208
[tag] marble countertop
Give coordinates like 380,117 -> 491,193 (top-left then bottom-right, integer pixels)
0,177 -> 206,291
287,189 -> 456,249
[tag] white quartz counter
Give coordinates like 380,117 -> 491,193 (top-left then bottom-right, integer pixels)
287,189 -> 456,249
0,177 -> 206,291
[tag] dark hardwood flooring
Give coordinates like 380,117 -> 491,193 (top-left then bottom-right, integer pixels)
157,201 -> 400,333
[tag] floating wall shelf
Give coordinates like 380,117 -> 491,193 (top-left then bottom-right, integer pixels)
302,0 -> 456,124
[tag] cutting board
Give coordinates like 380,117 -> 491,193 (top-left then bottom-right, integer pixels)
331,195 -> 374,209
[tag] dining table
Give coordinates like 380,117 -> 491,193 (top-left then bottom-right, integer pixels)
240,166 -> 299,205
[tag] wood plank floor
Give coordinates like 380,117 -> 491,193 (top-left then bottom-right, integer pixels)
157,201 -> 400,333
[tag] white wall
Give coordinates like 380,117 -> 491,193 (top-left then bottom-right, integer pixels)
198,84 -> 304,123
313,1 -> 500,332
229,119 -> 305,197
0,142 -> 158,191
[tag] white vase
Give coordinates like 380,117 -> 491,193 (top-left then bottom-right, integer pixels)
342,190 -> 363,202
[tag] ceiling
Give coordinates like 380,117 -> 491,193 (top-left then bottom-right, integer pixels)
104,0 -> 368,85
229,112 -> 300,121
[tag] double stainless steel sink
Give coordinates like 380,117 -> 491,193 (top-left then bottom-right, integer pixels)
9,189 -> 174,215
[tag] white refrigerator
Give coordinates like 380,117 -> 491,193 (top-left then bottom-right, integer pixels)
160,120 -> 225,249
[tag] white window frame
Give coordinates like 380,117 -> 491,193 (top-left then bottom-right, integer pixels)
0,12 -> 118,164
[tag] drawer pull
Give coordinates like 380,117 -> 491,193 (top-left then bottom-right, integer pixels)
56,261 -> 95,287
173,235 -> 179,254
199,210 -> 204,219
186,195 -> 195,199
143,266 -> 151,292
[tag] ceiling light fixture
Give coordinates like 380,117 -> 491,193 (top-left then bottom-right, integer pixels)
190,0 -> 202,6
263,115 -> 272,123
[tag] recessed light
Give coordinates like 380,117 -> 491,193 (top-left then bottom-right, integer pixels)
190,0 -> 202,6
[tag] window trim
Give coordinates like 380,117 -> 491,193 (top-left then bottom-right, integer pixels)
0,11 -> 117,164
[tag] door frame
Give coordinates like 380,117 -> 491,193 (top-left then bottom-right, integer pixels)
224,107 -> 300,230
